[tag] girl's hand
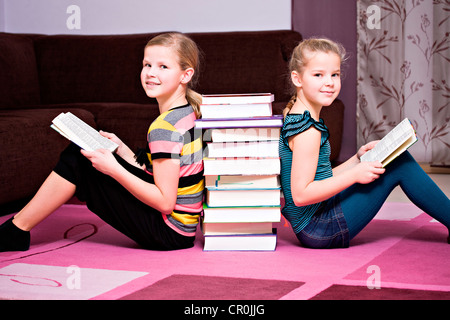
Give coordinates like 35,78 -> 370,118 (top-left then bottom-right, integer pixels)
100,131 -> 135,161
99,130 -> 122,144
80,148 -> 120,177
353,161 -> 385,184
357,140 -> 380,160
99,131 -> 125,154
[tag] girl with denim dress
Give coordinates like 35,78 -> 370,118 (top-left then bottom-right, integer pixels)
279,38 -> 450,249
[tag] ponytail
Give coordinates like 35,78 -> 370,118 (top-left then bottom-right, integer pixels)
187,88 -> 202,118
283,94 -> 297,118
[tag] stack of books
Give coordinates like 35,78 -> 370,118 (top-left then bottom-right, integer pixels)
195,93 -> 283,251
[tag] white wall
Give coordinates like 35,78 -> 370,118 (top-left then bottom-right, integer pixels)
3,0 -> 291,35
0,0 -> 5,32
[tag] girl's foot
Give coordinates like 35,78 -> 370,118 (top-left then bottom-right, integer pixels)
0,217 -> 30,252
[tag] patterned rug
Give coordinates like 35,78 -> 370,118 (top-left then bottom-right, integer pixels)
0,202 -> 448,302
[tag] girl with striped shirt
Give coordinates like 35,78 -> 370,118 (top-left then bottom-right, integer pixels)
0,33 -> 204,251
279,38 -> 450,248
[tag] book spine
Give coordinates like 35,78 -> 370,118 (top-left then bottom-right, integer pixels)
199,94 -> 282,251
201,93 -> 274,105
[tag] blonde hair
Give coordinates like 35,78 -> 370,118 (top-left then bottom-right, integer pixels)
283,37 -> 347,117
146,32 -> 203,118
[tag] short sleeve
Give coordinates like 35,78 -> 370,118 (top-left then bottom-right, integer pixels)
281,111 -> 329,147
148,118 -> 183,160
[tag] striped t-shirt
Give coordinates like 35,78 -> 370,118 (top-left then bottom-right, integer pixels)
145,104 -> 204,237
279,111 -> 333,235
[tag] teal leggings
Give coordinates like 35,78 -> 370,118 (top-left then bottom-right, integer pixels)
340,152 -> 450,240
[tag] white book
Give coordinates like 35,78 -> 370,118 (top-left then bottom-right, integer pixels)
206,141 -> 279,158
206,188 -> 281,207
201,93 -> 274,105
200,103 -> 273,119
195,115 -> 283,129
203,230 -> 277,251
51,112 -> 118,152
203,157 -> 280,176
360,118 -> 417,167
205,175 -> 280,189
208,127 -> 281,142
202,205 -> 281,223
201,221 -> 274,236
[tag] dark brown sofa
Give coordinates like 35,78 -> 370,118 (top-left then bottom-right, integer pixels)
0,30 -> 344,212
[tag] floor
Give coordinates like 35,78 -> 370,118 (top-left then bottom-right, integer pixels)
0,171 -> 448,302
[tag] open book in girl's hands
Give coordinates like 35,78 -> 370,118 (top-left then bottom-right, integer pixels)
51,112 -> 118,152
360,118 -> 417,167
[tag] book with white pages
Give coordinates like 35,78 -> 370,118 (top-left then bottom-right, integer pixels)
207,127 -> 281,142
201,93 -> 274,105
206,140 -> 279,158
194,115 -> 283,129
206,188 -> 281,207
205,175 -> 280,189
360,118 -> 417,167
51,112 -> 118,152
201,221 -> 274,236
202,204 -> 281,223
203,157 -> 280,176
203,230 -> 277,251
200,103 -> 273,119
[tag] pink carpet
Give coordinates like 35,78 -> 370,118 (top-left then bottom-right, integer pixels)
0,202 -> 448,301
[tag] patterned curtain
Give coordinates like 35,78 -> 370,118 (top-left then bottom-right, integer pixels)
357,0 -> 450,165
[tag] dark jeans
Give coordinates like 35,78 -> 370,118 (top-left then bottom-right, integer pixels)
296,194 -> 349,249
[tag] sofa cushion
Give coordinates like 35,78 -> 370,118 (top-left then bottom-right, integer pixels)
190,30 -> 302,103
0,108 -> 95,204
34,33 -> 158,105
0,33 -> 41,108
34,31 -> 302,106
22,102 -> 160,152
94,103 -> 161,152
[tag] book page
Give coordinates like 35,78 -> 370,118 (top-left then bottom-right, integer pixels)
65,113 -> 118,151
360,118 -> 416,165
52,113 -> 118,152
380,134 -> 417,167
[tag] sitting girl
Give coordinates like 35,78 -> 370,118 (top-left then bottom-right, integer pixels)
279,37 -> 450,249
0,33 -> 204,252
